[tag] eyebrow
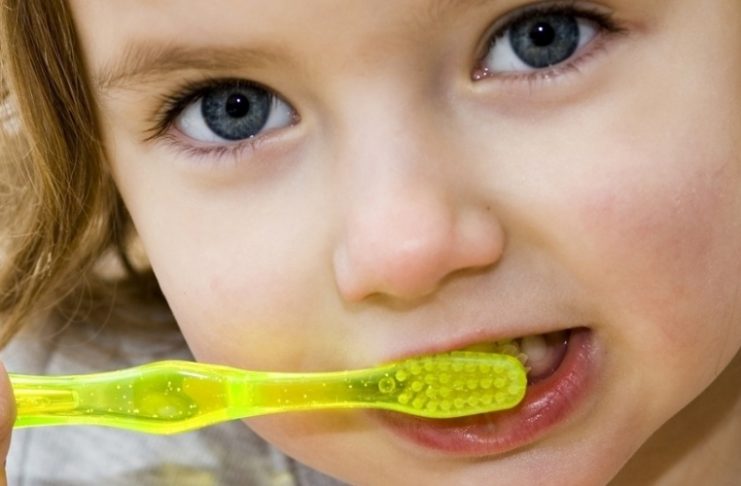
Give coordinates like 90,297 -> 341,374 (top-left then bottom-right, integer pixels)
95,42 -> 284,93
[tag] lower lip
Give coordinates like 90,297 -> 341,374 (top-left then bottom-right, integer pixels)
370,327 -> 597,456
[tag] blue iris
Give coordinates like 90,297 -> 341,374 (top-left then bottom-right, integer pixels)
509,13 -> 580,68
201,83 -> 272,141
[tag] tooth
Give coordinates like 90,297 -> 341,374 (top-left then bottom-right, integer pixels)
461,339 -> 532,367
521,335 -> 549,362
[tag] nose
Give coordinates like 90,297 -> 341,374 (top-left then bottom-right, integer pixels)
334,193 -> 504,301
332,139 -> 505,303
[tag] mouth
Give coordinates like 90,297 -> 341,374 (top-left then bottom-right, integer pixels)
370,327 -> 597,456
459,329 -> 571,385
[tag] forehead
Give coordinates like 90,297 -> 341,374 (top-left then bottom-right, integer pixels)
69,0 -> 489,57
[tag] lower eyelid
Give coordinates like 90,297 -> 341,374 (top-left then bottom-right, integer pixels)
154,128 -> 267,171
154,117 -> 305,177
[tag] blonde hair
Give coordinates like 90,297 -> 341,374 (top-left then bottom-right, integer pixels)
0,0 -> 168,347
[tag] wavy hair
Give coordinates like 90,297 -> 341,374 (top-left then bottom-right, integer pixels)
0,0 -> 168,347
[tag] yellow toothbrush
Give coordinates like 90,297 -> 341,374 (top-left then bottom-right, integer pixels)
10,351 -> 527,434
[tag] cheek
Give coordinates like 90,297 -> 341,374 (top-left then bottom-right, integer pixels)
560,0 -> 741,359
569,131 -> 741,361
580,163 -> 726,299
128,175 -> 350,373
152,219 -> 331,370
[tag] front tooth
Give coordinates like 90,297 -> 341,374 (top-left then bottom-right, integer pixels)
521,334 -> 549,362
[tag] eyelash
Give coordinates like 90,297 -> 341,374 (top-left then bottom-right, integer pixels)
143,77 -> 278,163
145,2 -> 627,163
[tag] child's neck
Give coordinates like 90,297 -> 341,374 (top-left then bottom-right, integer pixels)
610,350 -> 741,485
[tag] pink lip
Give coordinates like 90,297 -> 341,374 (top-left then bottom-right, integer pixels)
369,327 -> 597,456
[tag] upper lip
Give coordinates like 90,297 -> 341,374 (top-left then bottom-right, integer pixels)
383,322 -> 578,363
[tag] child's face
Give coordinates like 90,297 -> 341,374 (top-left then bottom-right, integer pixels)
71,0 -> 741,484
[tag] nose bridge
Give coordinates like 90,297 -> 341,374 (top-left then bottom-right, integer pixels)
329,74 -> 452,204
331,86 -> 504,302
333,77 -> 456,237
330,79 -> 450,229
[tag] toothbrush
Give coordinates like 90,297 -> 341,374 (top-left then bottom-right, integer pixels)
10,351 -> 527,434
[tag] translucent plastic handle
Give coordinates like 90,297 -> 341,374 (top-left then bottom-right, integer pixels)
11,361 -> 243,433
10,352 -> 528,434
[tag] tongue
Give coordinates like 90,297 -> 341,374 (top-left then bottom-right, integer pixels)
521,331 -> 569,383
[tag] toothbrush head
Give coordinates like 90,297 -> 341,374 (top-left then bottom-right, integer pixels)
373,351 -> 527,418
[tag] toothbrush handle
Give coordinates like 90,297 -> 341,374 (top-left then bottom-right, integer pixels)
10,361 -> 245,433
11,376 -> 80,417
9,363 -> 402,433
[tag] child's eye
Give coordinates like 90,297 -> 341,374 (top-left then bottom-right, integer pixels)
477,4 -> 624,78
172,80 -> 293,143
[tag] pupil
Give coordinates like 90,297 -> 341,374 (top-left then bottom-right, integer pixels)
225,93 -> 250,118
529,22 -> 556,47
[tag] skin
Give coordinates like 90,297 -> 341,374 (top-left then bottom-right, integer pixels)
23,0 -> 737,484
